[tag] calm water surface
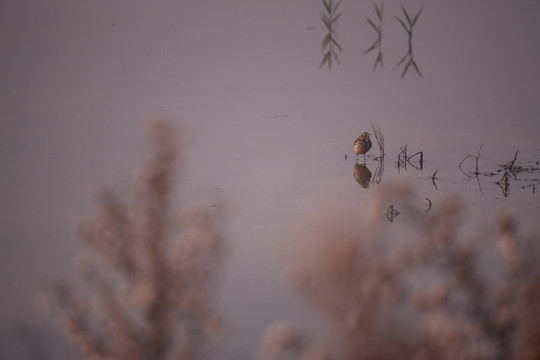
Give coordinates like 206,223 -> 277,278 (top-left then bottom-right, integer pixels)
1,0 -> 539,358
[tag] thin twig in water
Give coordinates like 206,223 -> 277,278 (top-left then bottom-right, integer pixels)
397,145 -> 423,171
503,151 -> 519,172
496,171 -> 510,198
475,142 -> 483,173
476,174 -> 484,196
459,155 -> 476,178
458,143 -> 484,195
432,169 -> 438,191
425,198 -> 432,213
459,142 -> 483,178
386,204 -> 400,222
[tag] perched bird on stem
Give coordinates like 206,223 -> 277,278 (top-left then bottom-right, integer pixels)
354,132 -> 372,161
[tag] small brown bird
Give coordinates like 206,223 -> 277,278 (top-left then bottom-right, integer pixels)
354,132 -> 372,161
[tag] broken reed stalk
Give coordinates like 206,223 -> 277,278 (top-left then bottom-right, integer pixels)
293,184 -> 540,360
432,169 -> 438,191
476,175 -> 484,196
407,151 -> 424,170
386,204 -> 399,222
424,198 -> 432,213
475,142 -> 483,173
397,145 -> 424,171
503,151 -> 519,172
459,142 -> 483,178
497,171 -> 510,198
496,149 -> 521,197
458,156 -> 474,177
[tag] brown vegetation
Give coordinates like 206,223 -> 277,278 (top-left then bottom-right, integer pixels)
45,122 -> 539,360
287,183 -> 540,360
46,121 -> 228,360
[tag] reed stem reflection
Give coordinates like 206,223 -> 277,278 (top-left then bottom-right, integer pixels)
395,6 -> 423,78
364,3 -> 384,71
319,0 -> 343,70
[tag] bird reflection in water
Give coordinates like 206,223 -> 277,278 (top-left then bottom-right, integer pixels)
354,162 -> 372,188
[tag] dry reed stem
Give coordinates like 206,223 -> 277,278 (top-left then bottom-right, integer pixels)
397,145 -> 423,171
459,142 -> 483,178
503,151 -> 519,172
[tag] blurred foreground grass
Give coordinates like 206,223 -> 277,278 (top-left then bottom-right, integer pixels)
44,121 -> 539,360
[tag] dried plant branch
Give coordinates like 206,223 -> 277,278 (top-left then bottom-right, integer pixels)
386,204 -> 400,222
502,150 -> 520,173
459,142 -> 483,178
292,183 -> 540,360
407,151 -> 424,169
425,198 -> 432,212
496,171 -> 511,198
397,145 -> 423,171
47,120 -> 229,360
432,169 -> 439,191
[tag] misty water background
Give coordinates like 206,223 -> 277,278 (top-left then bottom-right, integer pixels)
1,0 -> 540,358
